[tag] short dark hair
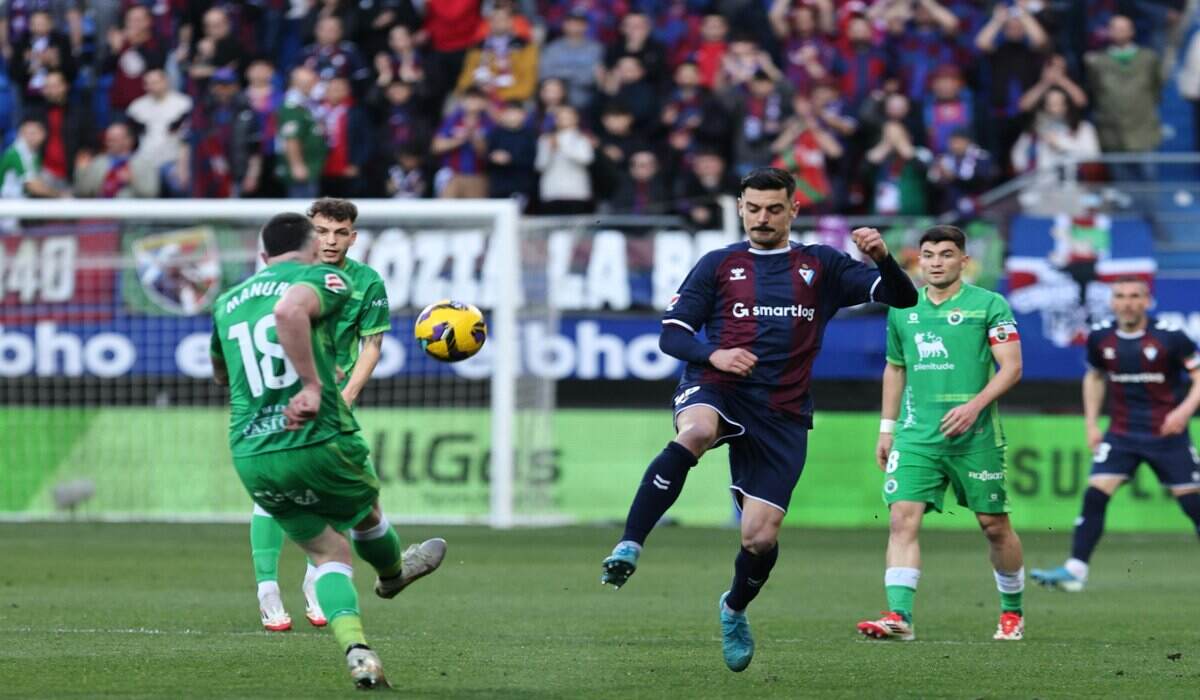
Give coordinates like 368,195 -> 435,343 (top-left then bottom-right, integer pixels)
1110,275 -> 1150,290
307,197 -> 358,224
261,212 -> 313,257
919,225 -> 967,251
738,167 -> 795,198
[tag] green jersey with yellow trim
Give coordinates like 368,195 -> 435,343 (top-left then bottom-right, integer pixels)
885,283 -> 1019,454
333,256 -> 391,385
210,261 -> 359,457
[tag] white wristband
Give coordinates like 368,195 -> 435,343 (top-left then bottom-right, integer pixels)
879,419 -> 896,434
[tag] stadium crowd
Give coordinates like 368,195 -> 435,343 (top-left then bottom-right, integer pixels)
0,0 -> 1189,224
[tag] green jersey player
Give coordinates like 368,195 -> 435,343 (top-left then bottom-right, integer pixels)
246,198 -> 394,632
211,213 -> 444,689
856,226 -> 1027,642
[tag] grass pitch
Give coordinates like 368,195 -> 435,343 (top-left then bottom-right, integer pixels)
0,524 -> 1196,698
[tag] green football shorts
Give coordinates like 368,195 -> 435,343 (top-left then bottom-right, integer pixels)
233,432 -> 380,542
881,445 -> 1011,514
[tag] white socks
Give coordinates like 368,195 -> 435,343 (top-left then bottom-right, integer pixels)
994,567 -> 1025,593
257,580 -> 280,599
885,567 -> 921,589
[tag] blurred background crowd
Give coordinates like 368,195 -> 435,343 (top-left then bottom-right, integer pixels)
0,0 -> 1194,225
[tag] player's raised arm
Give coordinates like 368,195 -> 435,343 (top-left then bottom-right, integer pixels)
275,284 -> 323,429
851,227 -> 918,309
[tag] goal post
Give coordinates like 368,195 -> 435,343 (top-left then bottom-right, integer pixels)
0,198 -> 538,527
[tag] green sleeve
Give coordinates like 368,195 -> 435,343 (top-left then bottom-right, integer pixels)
209,323 -> 224,359
357,279 -> 392,337
986,293 -> 1016,328
295,265 -> 353,320
885,310 -> 905,366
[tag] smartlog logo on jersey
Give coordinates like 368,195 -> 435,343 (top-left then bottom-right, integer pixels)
731,302 -> 815,321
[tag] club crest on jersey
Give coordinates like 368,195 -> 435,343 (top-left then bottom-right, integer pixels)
1103,347 -> 1116,360
1144,345 -> 1159,361
947,309 -> 964,326
324,273 -> 347,293
797,265 -> 815,286
729,267 -> 747,281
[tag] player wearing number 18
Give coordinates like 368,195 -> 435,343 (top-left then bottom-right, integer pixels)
209,213 -> 446,689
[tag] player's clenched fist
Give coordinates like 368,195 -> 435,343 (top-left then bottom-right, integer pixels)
284,383 -> 322,430
710,348 -> 757,377
851,227 -> 889,262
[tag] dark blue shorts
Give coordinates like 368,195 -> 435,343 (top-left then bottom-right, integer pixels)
1092,432 -> 1200,489
671,382 -> 809,513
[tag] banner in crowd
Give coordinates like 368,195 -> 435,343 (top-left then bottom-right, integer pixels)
3,409 -> 1194,532
0,217 -> 1194,380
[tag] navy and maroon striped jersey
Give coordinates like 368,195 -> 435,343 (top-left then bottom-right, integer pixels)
1087,319 -> 1200,438
663,241 -> 882,423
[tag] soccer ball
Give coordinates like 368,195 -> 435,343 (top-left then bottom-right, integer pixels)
414,300 -> 488,362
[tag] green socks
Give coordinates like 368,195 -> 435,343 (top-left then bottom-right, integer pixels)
351,519 -> 403,579
885,567 -> 920,623
314,562 -> 367,650
250,509 -> 284,585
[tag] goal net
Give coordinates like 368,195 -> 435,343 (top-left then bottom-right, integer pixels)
0,198 -> 559,527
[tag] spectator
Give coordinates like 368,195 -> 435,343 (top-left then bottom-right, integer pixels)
592,101 -> 642,203
1084,14 -> 1161,181
770,93 -> 842,212
539,8 -> 603,110
181,68 -> 262,198
684,13 -> 729,89
370,79 -> 430,171
1019,54 -> 1089,114
811,78 -> 857,209
833,12 -> 887,112
183,7 -> 242,86
431,88 -> 492,198
30,69 -> 89,191
303,0 -> 362,48
718,34 -> 782,89
976,2 -> 1049,172
104,5 -> 166,116
602,56 -> 660,139
535,104 -> 594,214
421,0 -> 483,118
387,143 -> 430,198
1011,87 -> 1101,177
769,0 -> 836,96
319,76 -> 369,197
456,6 -> 538,102
485,100 -> 537,204
604,12 -> 667,87
876,0 -> 960,102
74,121 -> 160,198
534,77 -> 569,134
244,60 -> 283,197
724,70 -> 792,176
924,64 -> 973,155
660,61 -> 729,173
0,116 -> 60,199
676,148 -> 737,228
2,1 -> 83,62
8,10 -> 75,108
609,149 -> 668,214
299,16 -> 371,97
927,129 -> 995,215
866,93 -> 925,215
276,66 -> 327,199
373,24 -> 424,90
126,68 -> 192,196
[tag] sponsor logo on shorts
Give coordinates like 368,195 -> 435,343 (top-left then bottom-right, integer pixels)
884,478 -> 899,494
968,470 -> 1005,482
674,386 -> 701,406
253,489 -> 320,506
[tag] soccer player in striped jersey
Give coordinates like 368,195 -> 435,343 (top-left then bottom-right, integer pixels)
600,167 -> 918,672
250,198 -> 394,631
1032,278 -> 1200,591
856,226 -> 1026,642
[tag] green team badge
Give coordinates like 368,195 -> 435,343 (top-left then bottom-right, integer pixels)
947,308 -> 964,325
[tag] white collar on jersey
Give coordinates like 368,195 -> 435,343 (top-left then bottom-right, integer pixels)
748,245 -> 793,255
1116,329 -> 1146,339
